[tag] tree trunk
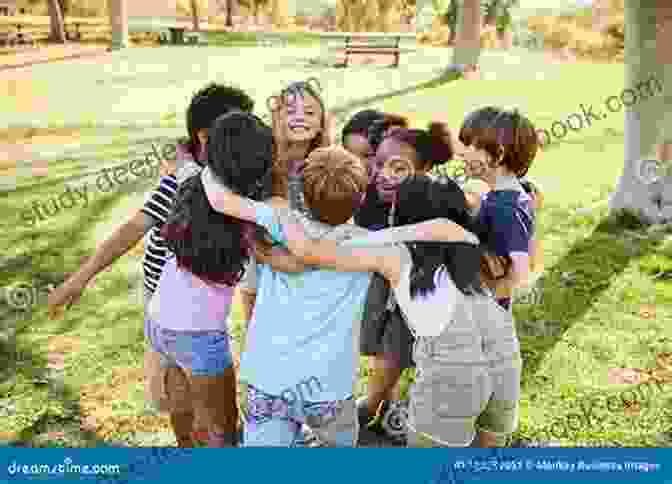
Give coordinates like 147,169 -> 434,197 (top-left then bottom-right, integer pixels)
483,0 -> 499,27
270,0 -> 288,28
226,0 -> 234,26
47,0 -> 66,43
451,0 -> 481,67
109,0 -> 128,49
190,0 -> 201,31
609,1 -> 672,224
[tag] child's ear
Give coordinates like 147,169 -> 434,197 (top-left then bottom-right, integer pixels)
496,145 -> 505,165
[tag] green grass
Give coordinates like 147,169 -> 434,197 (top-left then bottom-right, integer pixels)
1,54 -> 671,447
203,30 -> 324,47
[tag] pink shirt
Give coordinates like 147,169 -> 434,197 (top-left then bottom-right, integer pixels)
148,258 -> 234,332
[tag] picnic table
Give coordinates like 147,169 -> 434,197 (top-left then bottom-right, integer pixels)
7,23 -> 35,46
319,32 -> 416,68
128,19 -> 206,46
65,22 -> 82,41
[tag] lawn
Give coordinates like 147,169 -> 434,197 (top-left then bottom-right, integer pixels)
0,45 -> 670,447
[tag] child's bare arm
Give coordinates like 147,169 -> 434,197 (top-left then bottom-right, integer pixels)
344,218 -> 479,247
48,211 -> 154,317
201,167 -> 259,221
254,242 -> 307,273
282,216 -> 477,285
239,289 -> 257,331
284,230 -> 401,286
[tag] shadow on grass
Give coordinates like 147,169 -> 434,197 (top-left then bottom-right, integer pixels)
518,213 -> 666,388
0,172 -> 155,447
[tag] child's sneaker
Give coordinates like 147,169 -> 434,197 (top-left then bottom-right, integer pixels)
360,398 -> 409,446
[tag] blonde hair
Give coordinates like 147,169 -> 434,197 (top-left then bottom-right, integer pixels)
302,146 -> 368,225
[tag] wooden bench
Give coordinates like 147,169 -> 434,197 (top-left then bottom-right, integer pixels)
343,34 -> 402,67
14,24 -> 35,46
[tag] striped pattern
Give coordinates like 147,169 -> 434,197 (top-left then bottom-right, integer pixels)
141,174 -> 179,296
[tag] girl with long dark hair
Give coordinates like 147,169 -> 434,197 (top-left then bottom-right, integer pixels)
146,111 -> 274,447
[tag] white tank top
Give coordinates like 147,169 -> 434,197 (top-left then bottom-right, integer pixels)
390,246 -> 460,338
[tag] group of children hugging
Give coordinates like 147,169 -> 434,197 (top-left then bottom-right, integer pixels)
48,77 -> 544,448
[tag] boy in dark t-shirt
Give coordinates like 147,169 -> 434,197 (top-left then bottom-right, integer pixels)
458,107 -> 540,310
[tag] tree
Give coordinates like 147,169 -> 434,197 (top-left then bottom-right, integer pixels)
226,0 -> 234,27
109,0 -> 128,50
609,2 -> 672,223
190,0 -> 201,31
47,0 -> 66,43
57,0 -> 69,21
451,0 -> 481,67
270,0 -> 288,28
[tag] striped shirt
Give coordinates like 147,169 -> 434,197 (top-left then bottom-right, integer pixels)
141,174 -> 179,296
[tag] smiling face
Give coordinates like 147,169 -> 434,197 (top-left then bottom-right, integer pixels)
282,90 -> 323,144
372,137 -> 419,204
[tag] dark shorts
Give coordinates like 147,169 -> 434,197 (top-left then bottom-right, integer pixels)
359,273 -> 415,369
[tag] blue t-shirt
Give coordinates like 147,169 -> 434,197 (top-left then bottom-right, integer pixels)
243,203 -> 372,401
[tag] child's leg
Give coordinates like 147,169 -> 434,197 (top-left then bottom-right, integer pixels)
474,360 -> 521,447
153,326 -> 239,447
188,367 -> 239,447
162,365 -> 197,447
144,325 -> 195,447
366,311 -> 414,418
366,355 -> 403,416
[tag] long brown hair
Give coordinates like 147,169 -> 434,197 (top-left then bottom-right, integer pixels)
270,80 -> 327,197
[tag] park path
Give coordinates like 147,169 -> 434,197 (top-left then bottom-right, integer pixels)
0,44 -> 108,71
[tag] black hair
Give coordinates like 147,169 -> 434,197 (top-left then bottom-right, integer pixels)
393,175 -> 486,298
381,122 -> 454,171
341,110 -> 385,145
162,112 -> 274,286
458,106 -> 502,147
367,113 -> 410,153
183,83 -> 255,164
354,182 -> 390,229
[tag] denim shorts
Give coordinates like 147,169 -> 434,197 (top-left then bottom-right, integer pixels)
144,318 -> 233,377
